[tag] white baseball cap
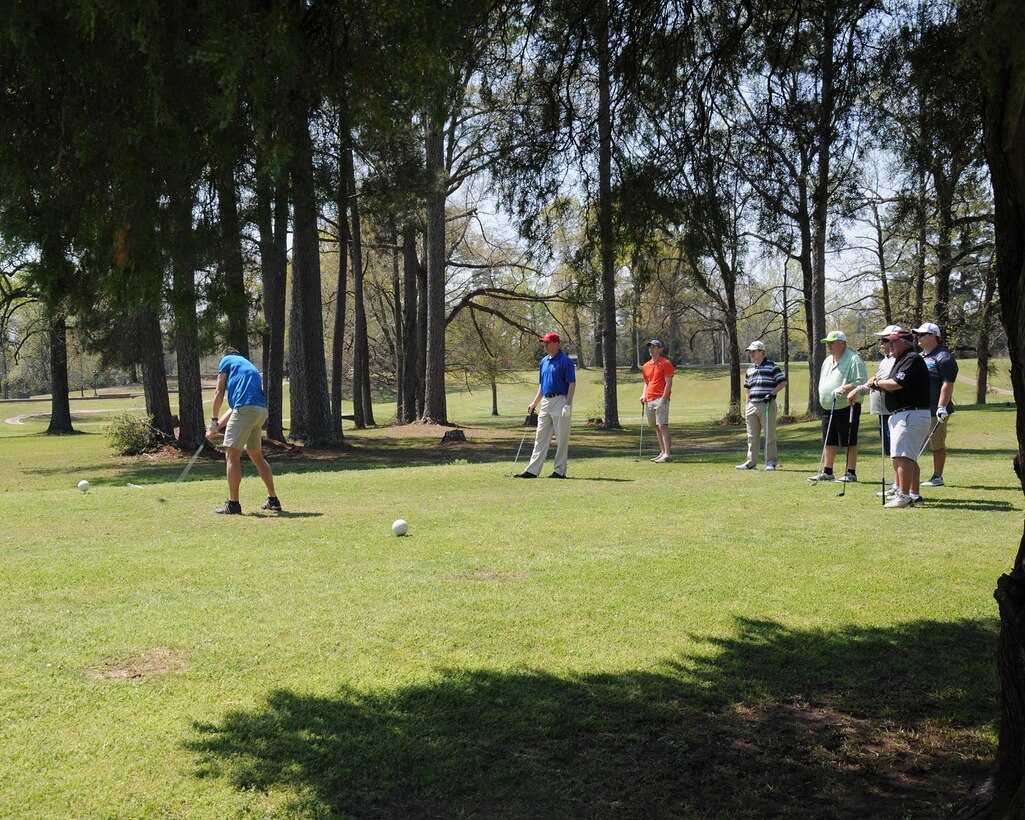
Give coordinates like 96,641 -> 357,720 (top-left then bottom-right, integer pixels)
745,341 -> 766,351
873,324 -> 902,337
912,322 -> 941,337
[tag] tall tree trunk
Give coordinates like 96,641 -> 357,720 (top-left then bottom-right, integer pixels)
287,98 -> 336,446
257,171 -> 288,442
391,215 -> 402,419
332,142 -> 351,433
809,6 -> 834,421
952,15 -> 1025,815
401,222 -> 418,423
914,167 -> 928,327
140,307 -> 175,439
596,0 -> 620,428
630,280 -> 641,372
216,163 -> 249,357
343,135 -> 374,427
976,263 -> 999,405
572,303 -> 587,369
933,178 -> 955,330
169,178 -> 205,452
415,254 -> 427,418
46,311 -> 73,434
593,302 -> 604,369
491,378 -> 499,416
422,115 -> 448,424
797,180 -> 817,416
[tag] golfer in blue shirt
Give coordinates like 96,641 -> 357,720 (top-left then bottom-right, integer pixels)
516,332 -> 576,479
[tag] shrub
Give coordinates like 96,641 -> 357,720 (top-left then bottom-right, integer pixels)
104,413 -> 160,456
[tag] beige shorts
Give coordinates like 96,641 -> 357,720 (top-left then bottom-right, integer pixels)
223,405 -> 268,451
889,409 -> 931,460
646,397 -> 671,426
929,415 -> 949,450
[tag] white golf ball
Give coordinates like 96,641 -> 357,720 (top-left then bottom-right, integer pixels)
78,480 -> 90,493
392,519 -> 409,537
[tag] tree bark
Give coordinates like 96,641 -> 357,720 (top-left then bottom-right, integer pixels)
401,222 -> 419,423
140,307 -> 175,440
415,252 -> 427,418
343,134 -> 374,427
952,11 -> 1025,815
169,177 -> 205,452
975,263 -> 998,405
422,115 -> 448,424
596,0 -> 620,428
257,170 -> 288,442
287,97 -> 336,446
332,139 -> 351,432
390,215 -> 402,419
46,311 -> 73,434
215,162 -> 249,357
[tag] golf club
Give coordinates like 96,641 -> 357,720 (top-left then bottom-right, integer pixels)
175,441 -> 207,483
880,415 -> 887,507
635,400 -> 646,461
838,401 -> 855,497
764,396 -> 771,469
917,417 -> 944,460
506,412 -> 535,476
811,395 -> 837,484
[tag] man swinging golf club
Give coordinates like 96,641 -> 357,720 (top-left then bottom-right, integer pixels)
516,332 -> 576,479
208,347 -> 281,514
852,328 -> 931,508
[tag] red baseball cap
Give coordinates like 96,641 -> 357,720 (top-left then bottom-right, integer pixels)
539,332 -> 561,343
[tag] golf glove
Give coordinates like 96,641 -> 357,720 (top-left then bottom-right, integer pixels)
853,383 -> 871,397
831,386 -> 847,399
936,405 -> 949,422
561,404 -> 572,419
763,394 -> 774,403
209,418 -> 219,434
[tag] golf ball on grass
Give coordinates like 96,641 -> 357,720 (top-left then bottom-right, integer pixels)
78,480 -> 90,493
392,519 -> 409,537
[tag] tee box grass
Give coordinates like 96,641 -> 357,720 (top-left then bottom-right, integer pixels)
0,365 -> 1019,816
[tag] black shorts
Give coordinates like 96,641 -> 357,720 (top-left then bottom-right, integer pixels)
823,403 -> 862,446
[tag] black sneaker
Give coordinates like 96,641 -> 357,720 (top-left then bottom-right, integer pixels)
548,471 -> 567,479
260,496 -> 282,512
216,500 -> 242,515
514,471 -> 538,478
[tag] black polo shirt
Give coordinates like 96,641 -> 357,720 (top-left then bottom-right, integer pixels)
884,347 -> 930,413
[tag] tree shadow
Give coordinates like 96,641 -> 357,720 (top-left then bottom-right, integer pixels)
921,499 -> 1019,512
185,617 -> 996,818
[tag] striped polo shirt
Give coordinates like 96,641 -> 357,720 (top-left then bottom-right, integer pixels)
744,358 -> 786,402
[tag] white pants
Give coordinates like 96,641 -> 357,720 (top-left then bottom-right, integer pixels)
744,400 -> 777,466
525,395 -> 570,476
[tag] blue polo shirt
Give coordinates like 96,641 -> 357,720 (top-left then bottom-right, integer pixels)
218,354 -> 267,409
539,350 -> 575,396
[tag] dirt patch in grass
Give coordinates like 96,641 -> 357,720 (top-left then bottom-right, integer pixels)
443,570 -> 533,583
88,648 -> 190,682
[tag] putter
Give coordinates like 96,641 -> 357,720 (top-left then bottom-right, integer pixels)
880,415 -> 887,507
811,395 -> 837,484
635,401 -> 646,461
838,402 -> 855,497
175,441 -> 207,483
917,417 -> 943,460
507,413 -> 535,476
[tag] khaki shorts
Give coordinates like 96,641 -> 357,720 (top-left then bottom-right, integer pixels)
646,397 -> 671,426
223,405 -> 268,451
889,409 -> 931,460
929,415 -> 949,450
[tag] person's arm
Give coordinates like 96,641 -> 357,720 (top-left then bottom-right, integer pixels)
641,378 -> 649,403
527,387 -> 542,415
566,381 -> 576,407
210,372 -> 228,432
662,375 -> 672,401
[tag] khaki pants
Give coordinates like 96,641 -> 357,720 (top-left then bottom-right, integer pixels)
525,395 -> 570,476
745,400 -> 778,466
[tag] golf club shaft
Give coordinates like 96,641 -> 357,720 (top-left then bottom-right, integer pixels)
175,442 -> 206,483
639,401 -> 645,459
816,396 -> 836,481
839,402 -> 854,496
918,418 -> 942,460
881,415 -> 886,506
513,418 -> 531,466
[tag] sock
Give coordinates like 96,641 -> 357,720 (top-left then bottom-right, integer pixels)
846,470 -> 857,477
824,467 -> 834,476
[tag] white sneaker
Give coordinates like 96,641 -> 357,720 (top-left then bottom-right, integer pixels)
921,476 -> 945,487
764,462 -> 778,471
650,454 -> 663,462
808,472 -> 834,482
876,486 -> 899,499
911,495 -> 925,507
884,493 -> 913,509
837,472 -> 858,482
654,454 -> 672,463
735,462 -> 756,470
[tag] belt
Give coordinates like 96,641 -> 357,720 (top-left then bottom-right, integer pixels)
543,393 -> 564,398
892,406 -> 927,414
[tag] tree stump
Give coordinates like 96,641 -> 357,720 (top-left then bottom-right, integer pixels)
441,429 -> 466,443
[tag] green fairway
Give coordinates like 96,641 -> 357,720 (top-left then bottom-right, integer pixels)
0,368 -> 1019,816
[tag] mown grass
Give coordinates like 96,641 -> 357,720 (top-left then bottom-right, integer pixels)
0,364 -> 1020,817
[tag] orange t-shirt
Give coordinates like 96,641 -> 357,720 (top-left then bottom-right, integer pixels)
643,357 -> 675,401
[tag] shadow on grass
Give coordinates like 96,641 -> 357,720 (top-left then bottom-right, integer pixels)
921,499 -> 1019,512
186,617 -> 996,818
